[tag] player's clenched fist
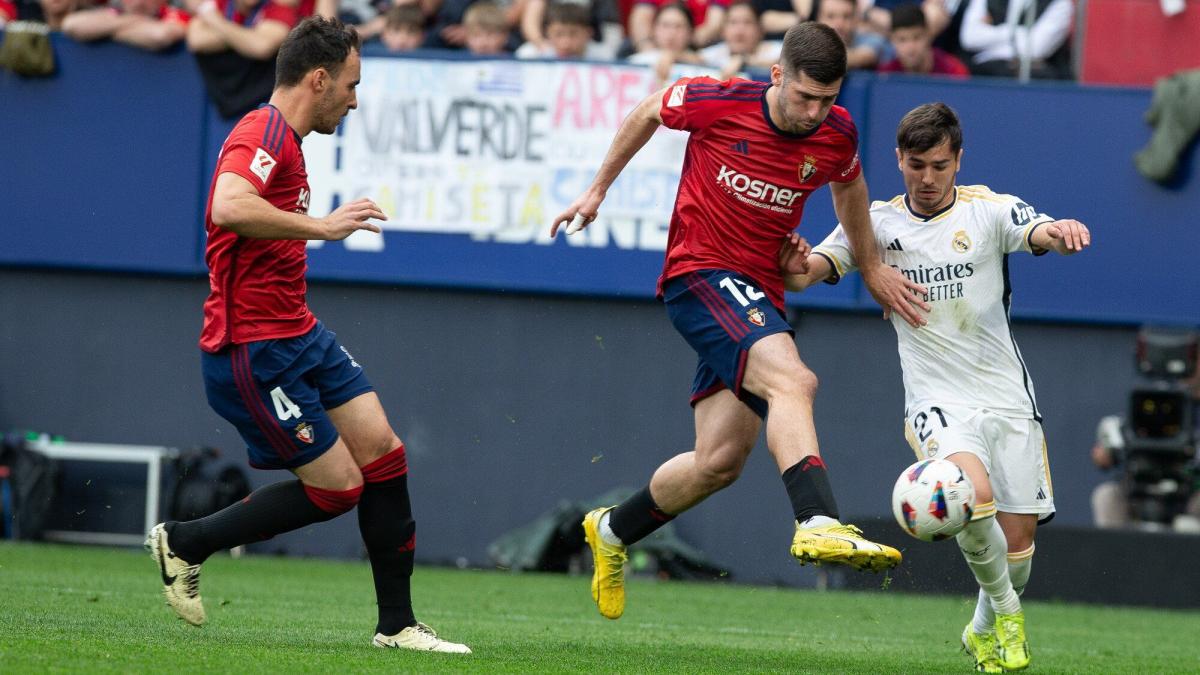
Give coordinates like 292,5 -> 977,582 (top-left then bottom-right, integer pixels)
551,188 -> 605,237
323,198 -> 386,240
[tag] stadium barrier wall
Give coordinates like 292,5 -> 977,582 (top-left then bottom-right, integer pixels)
0,269 -> 1153,597
1,39 -> 1197,325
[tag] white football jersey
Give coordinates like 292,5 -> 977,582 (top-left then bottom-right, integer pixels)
814,185 -> 1054,419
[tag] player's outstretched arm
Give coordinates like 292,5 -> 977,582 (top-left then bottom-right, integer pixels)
550,87 -> 667,237
211,172 -> 385,241
782,245 -> 836,293
1030,219 -> 1091,255
830,175 -> 929,327
779,232 -> 823,291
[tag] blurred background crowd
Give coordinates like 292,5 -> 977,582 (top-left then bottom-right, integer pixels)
0,0 -> 1076,94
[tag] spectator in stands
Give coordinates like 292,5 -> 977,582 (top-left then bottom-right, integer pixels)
628,0 -> 725,51
62,0 -> 190,50
877,2 -> 967,77
815,0 -> 889,69
958,0 -> 1072,79
426,0 -> 523,49
860,0 -> 948,38
627,2 -> 707,84
188,0 -> 308,59
34,0 -> 79,29
463,0 -> 512,53
0,0 -> 16,26
753,0 -> 810,41
699,0 -> 779,78
354,0 -> 436,42
187,0 -> 313,117
515,1 -> 613,58
378,3 -> 425,50
519,0 -> 620,59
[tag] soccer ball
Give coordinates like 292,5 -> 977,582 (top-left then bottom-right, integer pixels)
891,458 -> 975,542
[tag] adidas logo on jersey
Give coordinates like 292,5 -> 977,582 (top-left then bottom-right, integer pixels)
730,140 -> 750,155
1036,488 -> 1046,500
886,238 -> 904,251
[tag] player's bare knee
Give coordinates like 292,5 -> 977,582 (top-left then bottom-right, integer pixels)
1007,534 -> 1034,553
763,365 -> 818,403
334,464 -> 365,491
793,366 -> 819,400
695,452 -> 745,490
351,431 -> 403,467
972,481 -> 994,506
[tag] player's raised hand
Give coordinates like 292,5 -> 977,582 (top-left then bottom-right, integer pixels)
551,189 -> 605,237
863,263 -> 930,327
1042,219 -> 1091,255
323,198 -> 386,240
777,232 -> 812,275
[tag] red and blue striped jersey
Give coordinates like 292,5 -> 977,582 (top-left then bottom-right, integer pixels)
657,76 -> 861,309
200,105 -> 316,354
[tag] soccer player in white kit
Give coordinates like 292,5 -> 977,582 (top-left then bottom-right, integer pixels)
785,102 -> 1091,672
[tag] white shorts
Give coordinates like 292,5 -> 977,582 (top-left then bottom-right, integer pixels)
903,404 -> 1054,520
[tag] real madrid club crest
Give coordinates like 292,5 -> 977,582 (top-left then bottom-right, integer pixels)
952,230 -> 972,253
294,422 -> 314,444
746,307 -> 766,327
799,154 -> 818,183
925,439 -> 939,456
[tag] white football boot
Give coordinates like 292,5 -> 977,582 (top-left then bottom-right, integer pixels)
145,522 -> 205,626
373,622 -> 471,654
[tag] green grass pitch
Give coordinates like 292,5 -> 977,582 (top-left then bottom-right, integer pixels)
1,542 -> 1196,673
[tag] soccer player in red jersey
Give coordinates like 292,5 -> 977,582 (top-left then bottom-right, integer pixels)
552,21 -> 930,620
145,17 -> 469,653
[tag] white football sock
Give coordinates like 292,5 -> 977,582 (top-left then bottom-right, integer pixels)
957,511 -> 1021,627
598,510 -> 624,546
798,515 -> 840,529
972,543 -> 1035,631
1008,544 -> 1034,594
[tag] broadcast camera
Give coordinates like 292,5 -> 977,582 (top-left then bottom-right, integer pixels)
1096,327 -> 1198,526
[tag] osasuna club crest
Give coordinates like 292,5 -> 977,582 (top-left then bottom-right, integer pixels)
294,422 -> 315,444
746,307 -> 766,327
799,154 -> 818,183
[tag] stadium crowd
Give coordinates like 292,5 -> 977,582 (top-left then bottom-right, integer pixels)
0,0 -> 1074,82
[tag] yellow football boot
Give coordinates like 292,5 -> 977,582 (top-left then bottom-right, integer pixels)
582,507 -> 627,620
995,611 -> 1030,670
790,522 -> 902,572
961,623 -> 1003,673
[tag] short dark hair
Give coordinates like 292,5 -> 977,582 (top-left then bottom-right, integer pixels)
545,1 -> 591,28
779,21 -> 846,84
384,4 -> 425,31
890,3 -> 926,31
275,16 -> 360,89
896,102 -> 963,154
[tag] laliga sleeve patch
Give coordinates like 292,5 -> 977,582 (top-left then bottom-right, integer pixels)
667,84 -> 686,107
840,153 -> 860,178
250,147 -> 277,183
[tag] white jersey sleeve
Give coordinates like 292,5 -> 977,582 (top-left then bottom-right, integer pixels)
963,185 -> 1055,256
813,200 -> 893,284
813,224 -> 856,284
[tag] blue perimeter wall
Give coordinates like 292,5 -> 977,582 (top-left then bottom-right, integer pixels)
1,38 -> 1197,327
